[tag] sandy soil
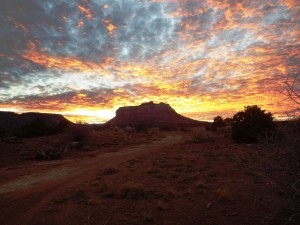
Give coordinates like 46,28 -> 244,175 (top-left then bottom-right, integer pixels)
0,130 -> 298,225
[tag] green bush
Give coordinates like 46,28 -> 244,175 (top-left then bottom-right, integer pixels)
232,105 -> 275,143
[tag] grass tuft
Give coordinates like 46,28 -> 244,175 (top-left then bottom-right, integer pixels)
119,182 -> 147,200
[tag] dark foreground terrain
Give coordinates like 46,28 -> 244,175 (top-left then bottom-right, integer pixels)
0,127 -> 298,225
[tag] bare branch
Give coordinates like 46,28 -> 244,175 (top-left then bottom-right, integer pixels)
284,73 -> 300,105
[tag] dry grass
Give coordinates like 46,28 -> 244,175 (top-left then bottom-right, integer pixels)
71,188 -> 89,203
103,165 -> 120,175
216,188 -> 231,201
66,124 -> 91,143
191,128 -> 214,143
119,182 -> 147,200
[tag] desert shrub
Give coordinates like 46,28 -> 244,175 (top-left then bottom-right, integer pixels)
179,126 -> 189,132
119,182 -> 147,200
158,124 -> 176,131
224,117 -> 233,125
260,118 -> 300,224
0,126 -> 6,138
232,105 -> 275,143
34,145 -> 63,160
66,123 -> 90,143
103,165 -> 119,175
192,129 -> 214,143
71,188 -> 88,203
274,118 -> 300,171
97,180 -> 116,198
211,123 -> 217,132
94,124 -> 110,131
212,116 -> 226,131
135,123 -> 149,132
205,125 -> 211,131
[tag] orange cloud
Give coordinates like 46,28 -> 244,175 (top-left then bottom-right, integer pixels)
7,17 -> 29,33
77,4 -> 93,20
102,19 -> 117,36
76,20 -> 84,29
2,0 -> 298,123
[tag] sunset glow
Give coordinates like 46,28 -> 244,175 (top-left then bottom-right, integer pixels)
0,0 -> 299,123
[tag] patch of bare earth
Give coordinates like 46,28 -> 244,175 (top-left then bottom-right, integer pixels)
0,129 -> 296,225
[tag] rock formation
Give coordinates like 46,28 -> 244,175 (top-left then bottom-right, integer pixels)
105,101 -> 205,127
0,111 -> 70,128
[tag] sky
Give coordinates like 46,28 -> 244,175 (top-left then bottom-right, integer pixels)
0,0 -> 299,123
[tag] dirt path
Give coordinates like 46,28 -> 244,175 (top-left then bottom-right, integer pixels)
0,134 -> 183,225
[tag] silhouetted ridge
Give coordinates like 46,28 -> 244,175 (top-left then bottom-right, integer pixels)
105,101 -> 204,127
0,111 -> 70,128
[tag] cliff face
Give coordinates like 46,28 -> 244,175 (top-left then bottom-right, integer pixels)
106,101 -> 203,127
0,112 -> 70,128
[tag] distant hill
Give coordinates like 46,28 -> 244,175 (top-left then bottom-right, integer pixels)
0,111 -> 70,128
105,101 -> 207,127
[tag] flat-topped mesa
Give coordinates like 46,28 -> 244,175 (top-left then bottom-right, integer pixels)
116,101 -> 174,116
106,101 -> 204,127
0,111 -> 70,128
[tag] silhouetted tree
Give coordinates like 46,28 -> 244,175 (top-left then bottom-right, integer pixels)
284,73 -> 300,105
211,116 -> 226,131
224,117 -> 232,125
232,105 -> 275,143
66,123 -> 90,143
214,116 -> 226,127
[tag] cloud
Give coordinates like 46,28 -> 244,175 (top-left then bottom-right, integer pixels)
0,0 -> 299,122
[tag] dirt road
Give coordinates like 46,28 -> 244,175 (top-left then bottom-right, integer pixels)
0,134 -> 183,225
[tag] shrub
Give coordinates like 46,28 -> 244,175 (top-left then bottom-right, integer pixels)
66,123 -> 90,143
192,129 -> 214,143
211,123 -> 217,132
224,117 -> 232,125
158,124 -> 176,131
232,105 -> 275,143
135,123 -> 149,132
98,180 -> 116,198
274,118 -> 300,172
179,126 -> 190,132
0,126 -> 6,138
34,145 -> 63,160
212,116 -> 226,131
103,165 -> 119,175
71,188 -> 88,203
119,182 -> 147,200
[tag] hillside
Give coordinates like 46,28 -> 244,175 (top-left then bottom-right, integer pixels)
105,101 -> 206,127
0,111 -> 70,128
